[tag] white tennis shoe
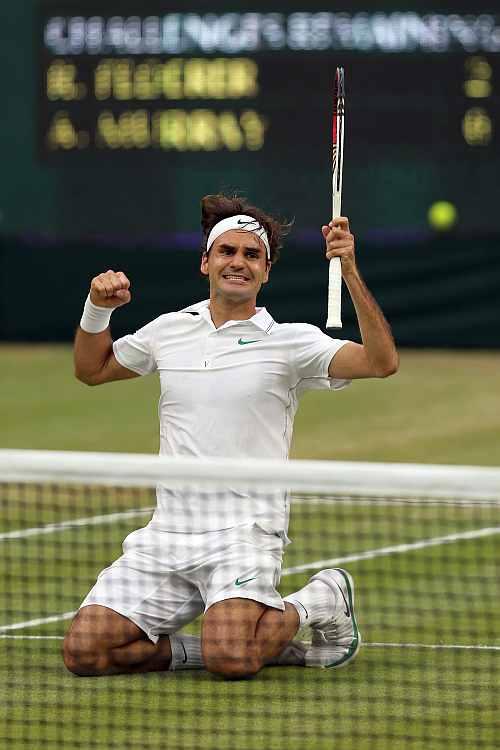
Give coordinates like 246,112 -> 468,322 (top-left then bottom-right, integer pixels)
304,568 -> 361,669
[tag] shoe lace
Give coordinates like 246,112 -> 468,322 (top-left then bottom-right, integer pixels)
315,606 -> 352,644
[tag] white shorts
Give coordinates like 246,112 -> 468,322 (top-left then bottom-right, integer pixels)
80,522 -> 285,643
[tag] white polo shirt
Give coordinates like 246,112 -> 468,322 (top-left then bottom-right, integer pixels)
113,299 -> 351,534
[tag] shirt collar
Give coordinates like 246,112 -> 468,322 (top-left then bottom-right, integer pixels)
181,299 -> 275,334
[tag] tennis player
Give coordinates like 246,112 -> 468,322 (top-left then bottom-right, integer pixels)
64,194 -> 398,679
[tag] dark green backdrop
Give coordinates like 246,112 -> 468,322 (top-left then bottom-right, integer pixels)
1,234 -> 498,347
1,2 -> 498,346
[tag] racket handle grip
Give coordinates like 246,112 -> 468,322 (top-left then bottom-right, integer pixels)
326,256 -> 342,329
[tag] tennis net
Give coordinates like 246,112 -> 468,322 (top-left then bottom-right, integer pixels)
1,450 -> 499,750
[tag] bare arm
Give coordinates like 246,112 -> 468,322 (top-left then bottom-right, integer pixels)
323,218 -> 399,380
74,328 -> 138,385
74,270 -> 139,386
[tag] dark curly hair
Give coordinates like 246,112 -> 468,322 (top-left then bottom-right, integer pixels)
200,193 -> 293,264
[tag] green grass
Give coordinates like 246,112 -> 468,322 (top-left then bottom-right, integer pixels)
1,650 -> 497,749
1,345 -> 499,748
1,492 -> 499,749
1,345 -> 499,464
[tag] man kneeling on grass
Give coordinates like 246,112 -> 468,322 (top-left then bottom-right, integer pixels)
64,193 -> 398,679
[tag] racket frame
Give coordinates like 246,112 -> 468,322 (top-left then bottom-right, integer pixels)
326,66 -> 345,329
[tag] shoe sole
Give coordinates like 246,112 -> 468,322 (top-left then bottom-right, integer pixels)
309,568 -> 361,669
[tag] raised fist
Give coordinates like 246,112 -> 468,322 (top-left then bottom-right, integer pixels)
90,270 -> 131,309
322,217 -> 356,277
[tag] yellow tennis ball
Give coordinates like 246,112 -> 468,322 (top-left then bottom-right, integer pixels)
428,201 -> 457,231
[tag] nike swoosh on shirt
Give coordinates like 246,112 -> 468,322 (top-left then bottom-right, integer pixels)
235,576 -> 258,586
238,338 -> 260,345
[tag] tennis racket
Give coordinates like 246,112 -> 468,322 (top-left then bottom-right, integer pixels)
326,66 -> 345,329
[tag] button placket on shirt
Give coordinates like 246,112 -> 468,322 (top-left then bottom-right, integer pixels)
203,320 -> 261,368
203,329 -> 220,368
206,325 -> 238,367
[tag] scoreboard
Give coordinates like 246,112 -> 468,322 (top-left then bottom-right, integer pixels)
37,4 -> 500,236
44,55 -> 266,154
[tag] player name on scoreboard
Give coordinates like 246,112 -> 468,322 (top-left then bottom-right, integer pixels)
45,57 -> 266,152
48,108 -> 266,152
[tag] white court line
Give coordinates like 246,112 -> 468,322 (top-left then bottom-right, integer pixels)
1,523 -> 499,634
2,496 -> 498,543
0,635 -> 64,640
0,507 -> 154,541
364,642 -> 500,651
281,525 -> 500,575
0,635 -> 498,651
0,611 -> 76,632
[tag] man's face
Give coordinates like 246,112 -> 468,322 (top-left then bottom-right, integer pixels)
200,229 -> 270,303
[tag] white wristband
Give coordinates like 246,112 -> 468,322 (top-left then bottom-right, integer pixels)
80,295 -> 114,334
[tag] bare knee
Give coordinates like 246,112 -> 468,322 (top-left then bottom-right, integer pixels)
63,605 -> 144,676
202,599 -> 268,679
203,643 -> 261,680
63,633 -> 111,676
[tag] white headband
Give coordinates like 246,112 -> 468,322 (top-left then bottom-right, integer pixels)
206,215 -> 271,260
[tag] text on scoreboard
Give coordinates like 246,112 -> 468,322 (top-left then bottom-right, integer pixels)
40,9 -> 500,156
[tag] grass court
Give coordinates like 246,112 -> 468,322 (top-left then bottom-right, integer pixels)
1,346 -> 499,748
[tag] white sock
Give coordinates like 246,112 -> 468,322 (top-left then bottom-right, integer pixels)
169,633 -> 306,670
284,579 -> 335,628
169,633 -> 204,671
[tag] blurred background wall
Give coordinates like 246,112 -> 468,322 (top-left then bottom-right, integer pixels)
1,0 -> 499,345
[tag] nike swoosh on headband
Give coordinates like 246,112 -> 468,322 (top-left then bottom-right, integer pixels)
206,215 -> 271,259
